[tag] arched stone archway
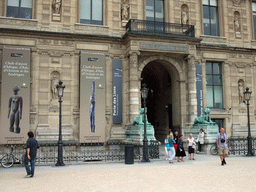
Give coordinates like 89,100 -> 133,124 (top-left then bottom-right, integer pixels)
138,56 -> 186,142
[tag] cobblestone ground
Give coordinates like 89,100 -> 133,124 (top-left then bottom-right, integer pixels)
1,151 -> 256,192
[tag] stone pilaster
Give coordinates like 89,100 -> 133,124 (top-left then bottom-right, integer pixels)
187,55 -> 197,123
129,51 -> 140,124
105,53 -> 113,140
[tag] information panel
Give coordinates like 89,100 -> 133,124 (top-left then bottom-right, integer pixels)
80,51 -> 105,143
0,47 -> 31,144
196,64 -> 203,117
112,60 -> 122,124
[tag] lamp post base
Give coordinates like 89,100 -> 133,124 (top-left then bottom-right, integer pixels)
141,159 -> 150,163
55,162 -> 65,166
247,136 -> 254,156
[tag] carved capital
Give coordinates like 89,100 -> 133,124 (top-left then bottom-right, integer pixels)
129,51 -> 140,68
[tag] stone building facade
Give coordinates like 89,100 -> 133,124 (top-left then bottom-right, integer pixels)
0,0 -> 255,144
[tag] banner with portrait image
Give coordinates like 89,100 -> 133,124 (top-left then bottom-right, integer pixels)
80,51 -> 105,143
0,47 -> 31,144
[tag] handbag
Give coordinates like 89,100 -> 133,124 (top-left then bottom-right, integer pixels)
167,146 -> 170,151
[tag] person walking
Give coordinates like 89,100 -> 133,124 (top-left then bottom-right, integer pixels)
168,133 -> 176,163
197,129 -> 204,152
24,131 -> 39,178
216,128 -> 229,166
186,133 -> 196,160
164,135 -> 170,160
176,135 -> 186,162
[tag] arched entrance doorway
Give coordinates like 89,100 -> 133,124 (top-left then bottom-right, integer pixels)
141,60 -> 181,142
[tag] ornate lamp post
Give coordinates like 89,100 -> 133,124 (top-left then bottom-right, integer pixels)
56,80 -> 65,166
244,87 -> 254,156
141,83 -> 150,162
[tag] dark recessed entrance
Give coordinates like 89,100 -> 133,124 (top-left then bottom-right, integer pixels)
141,61 -> 180,142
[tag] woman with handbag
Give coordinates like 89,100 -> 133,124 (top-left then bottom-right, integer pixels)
176,135 -> 186,162
186,133 -> 196,160
164,135 -> 170,160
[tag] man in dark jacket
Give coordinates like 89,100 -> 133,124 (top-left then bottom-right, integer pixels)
24,131 -> 39,178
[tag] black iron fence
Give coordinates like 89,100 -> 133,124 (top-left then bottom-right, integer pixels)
0,141 -> 160,165
126,19 -> 195,37
229,137 -> 256,155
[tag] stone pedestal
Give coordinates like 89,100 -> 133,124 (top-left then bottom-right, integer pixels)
184,124 -> 219,154
52,14 -> 61,22
184,124 -> 218,144
125,123 -> 157,145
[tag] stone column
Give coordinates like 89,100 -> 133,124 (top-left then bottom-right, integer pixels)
201,60 -> 207,108
129,51 -> 140,124
30,48 -> 38,131
187,55 -> 197,123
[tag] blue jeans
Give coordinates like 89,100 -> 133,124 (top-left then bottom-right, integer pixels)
24,155 -> 36,176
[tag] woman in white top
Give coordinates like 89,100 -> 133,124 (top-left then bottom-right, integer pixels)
186,133 -> 196,160
197,129 -> 204,152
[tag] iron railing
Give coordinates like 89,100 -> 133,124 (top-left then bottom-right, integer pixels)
0,141 -> 160,165
229,137 -> 256,155
126,19 -> 195,37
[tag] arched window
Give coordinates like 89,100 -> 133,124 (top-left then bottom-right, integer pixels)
80,0 -> 103,25
7,0 -> 32,19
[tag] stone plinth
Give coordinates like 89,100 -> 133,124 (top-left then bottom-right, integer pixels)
184,124 -> 219,144
125,123 -> 157,145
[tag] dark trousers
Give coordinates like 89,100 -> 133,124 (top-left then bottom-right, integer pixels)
198,142 -> 202,152
24,155 -> 36,176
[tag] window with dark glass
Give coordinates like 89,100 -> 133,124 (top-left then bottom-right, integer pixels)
7,0 -> 32,19
212,119 -> 224,131
203,0 -> 219,36
146,0 -> 164,32
253,2 -> 256,39
80,0 -> 103,25
206,62 -> 223,109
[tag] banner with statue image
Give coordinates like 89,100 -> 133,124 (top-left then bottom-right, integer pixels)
80,51 -> 105,143
0,47 -> 31,144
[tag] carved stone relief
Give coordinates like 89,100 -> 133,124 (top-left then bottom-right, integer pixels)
234,11 -> 241,38
51,71 -> 60,101
238,79 -> 245,104
181,4 -> 189,25
232,0 -> 245,5
38,39 -> 74,47
52,0 -> 62,21
121,0 -> 129,27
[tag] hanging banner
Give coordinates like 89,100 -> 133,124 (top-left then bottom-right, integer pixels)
0,47 -> 31,144
80,51 -> 105,143
113,60 -> 122,124
196,64 -> 203,117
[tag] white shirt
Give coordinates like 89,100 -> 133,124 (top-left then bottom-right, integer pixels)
187,137 -> 195,146
198,132 -> 204,144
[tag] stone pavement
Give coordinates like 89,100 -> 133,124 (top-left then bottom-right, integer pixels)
1,150 -> 256,192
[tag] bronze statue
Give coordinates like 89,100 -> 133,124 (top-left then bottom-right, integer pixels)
193,108 -> 215,126
8,86 -> 23,133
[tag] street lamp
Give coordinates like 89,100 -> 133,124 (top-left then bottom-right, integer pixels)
244,87 -> 254,156
56,80 -> 66,166
141,83 -> 150,162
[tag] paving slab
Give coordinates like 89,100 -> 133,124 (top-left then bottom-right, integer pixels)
1,154 -> 256,192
